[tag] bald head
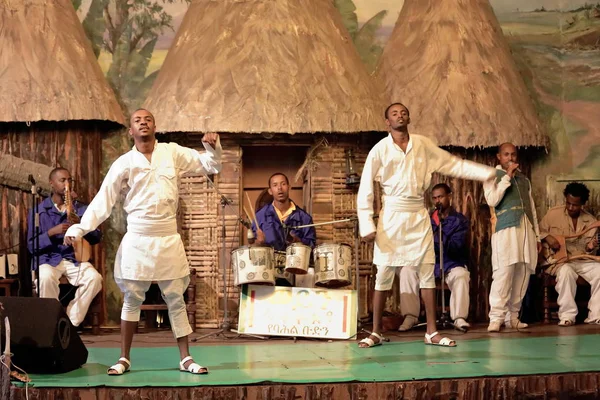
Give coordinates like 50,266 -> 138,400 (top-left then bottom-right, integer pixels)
498,142 -> 516,155
497,142 -> 518,170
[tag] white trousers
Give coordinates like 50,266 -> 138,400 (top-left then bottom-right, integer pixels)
489,262 -> 530,323
38,260 -> 103,327
392,266 -> 470,321
116,276 -> 192,339
555,261 -> 600,323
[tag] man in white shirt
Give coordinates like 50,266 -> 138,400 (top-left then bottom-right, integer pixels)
65,109 -> 221,375
357,103 -> 496,348
483,143 -> 540,332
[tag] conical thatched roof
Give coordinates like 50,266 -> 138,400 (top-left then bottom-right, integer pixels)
144,0 -> 386,135
375,0 -> 547,148
0,0 -> 125,125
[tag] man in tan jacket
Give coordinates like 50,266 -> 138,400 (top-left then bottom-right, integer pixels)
539,182 -> 600,326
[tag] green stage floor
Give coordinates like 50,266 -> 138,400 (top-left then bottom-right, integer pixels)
24,334 -> 600,387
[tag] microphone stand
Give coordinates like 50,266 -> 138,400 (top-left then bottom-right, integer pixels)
194,174 -> 266,341
29,175 -> 41,297
414,206 -> 453,331
437,209 -> 452,330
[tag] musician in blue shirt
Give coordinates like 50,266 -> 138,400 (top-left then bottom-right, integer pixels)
27,167 -> 102,327
430,183 -> 471,331
250,172 -> 316,251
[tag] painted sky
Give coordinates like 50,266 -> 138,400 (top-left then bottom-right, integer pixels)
77,0 -> 593,50
354,0 -> 592,27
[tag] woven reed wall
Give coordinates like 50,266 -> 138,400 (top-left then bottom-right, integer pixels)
178,138 -> 242,328
311,140 -> 375,318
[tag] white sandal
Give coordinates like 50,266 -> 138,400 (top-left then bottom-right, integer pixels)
179,356 -> 209,374
358,332 -> 384,348
424,331 -> 456,347
107,357 -> 131,375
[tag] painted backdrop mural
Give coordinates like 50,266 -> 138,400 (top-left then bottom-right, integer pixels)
73,0 -> 600,323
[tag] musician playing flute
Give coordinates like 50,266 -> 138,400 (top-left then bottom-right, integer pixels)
483,142 -> 541,332
357,103 -> 496,348
27,167 -> 103,328
65,109 -> 222,375
539,182 -> 600,326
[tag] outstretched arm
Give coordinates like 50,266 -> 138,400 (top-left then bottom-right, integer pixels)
427,138 -> 496,182
173,134 -> 222,175
64,161 -> 127,242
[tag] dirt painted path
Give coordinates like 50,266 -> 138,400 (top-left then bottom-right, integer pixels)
534,81 -> 600,167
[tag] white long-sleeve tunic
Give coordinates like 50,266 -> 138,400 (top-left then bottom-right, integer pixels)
65,139 -> 222,280
357,134 -> 496,267
483,166 -> 540,272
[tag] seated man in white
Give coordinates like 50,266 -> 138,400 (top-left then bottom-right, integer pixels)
430,183 -> 471,331
396,184 -> 471,332
27,167 -> 102,328
539,182 -> 600,326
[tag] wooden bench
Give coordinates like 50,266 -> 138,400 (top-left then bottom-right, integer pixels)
139,269 -> 197,332
540,272 -> 590,323
0,279 -> 18,296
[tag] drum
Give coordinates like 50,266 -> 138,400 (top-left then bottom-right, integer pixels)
295,267 -> 315,288
274,251 -> 295,286
232,246 -> 275,286
284,243 -> 311,275
313,243 -> 352,288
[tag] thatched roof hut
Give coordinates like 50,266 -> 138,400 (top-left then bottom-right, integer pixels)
0,0 -> 125,125
375,0 -> 547,148
144,0 -> 386,134
0,0 -> 125,312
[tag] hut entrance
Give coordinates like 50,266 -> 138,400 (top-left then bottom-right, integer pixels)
242,146 -> 308,244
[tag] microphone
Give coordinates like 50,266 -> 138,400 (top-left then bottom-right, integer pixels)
239,218 -> 252,229
508,161 -> 522,173
28,174 -> 37,195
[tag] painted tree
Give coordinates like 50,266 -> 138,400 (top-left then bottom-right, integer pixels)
73,0 -> 187,112
334,0 -> 387,73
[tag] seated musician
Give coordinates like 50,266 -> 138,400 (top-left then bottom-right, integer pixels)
430,184 -> 471,331
396,184 -> 472,332
249,172 -> 316,253
27,167 -> 102,328
539,182 -> 600,326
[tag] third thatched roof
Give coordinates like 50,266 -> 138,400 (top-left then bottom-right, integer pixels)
375,0 -> 547,148
144,0 -> 387,135
0,0 -> 125,125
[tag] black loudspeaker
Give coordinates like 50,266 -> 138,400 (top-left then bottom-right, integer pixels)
0,297 -> 88,373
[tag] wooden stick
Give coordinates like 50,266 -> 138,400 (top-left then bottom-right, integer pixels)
244,192 -> 257,224
243,206 -> 254,224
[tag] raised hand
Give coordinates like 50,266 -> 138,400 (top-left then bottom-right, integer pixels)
201,132 -> 219,147
362,232 -> 376,243
48,223 -> 70,237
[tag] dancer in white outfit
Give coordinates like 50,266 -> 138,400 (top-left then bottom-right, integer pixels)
65,109 -> 222,375
483,143 -> 541,332
357,103 -> 496,348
